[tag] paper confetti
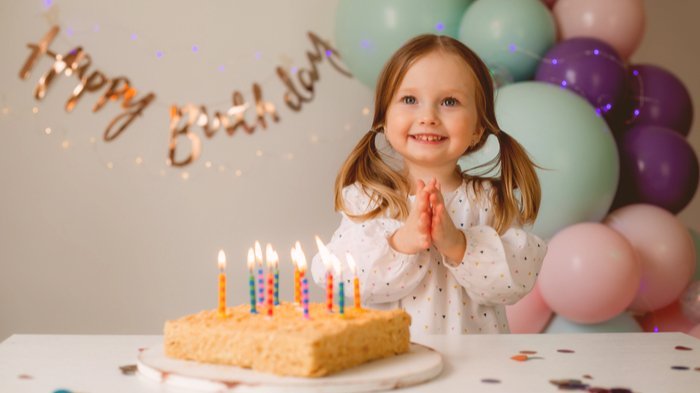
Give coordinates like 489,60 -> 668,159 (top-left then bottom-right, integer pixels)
119,364 -> 137,375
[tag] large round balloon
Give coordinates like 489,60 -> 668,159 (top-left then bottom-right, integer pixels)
612,125 -> 699,214
604,204 -> 697,312
459,0 -> 555,81
535,37 -> 626,119
553,0 -> 645,59
691,228 -> 700,281
505,283 -> 553,333
334,0 -> 474,88
538,223 -> 640,323
622,64 -> 694,135
544,312 -> 642,334
460,82 -> 619,239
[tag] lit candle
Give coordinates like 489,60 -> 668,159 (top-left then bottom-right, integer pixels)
297,247 -> 310,319
334,255 -> 344,316
315,236 -> 333,313
346,252 -> 361,310
292,243 -> 301,306
265,243 -> 275,316
254,241 -> 265,305
247,248 -> 257,314
273,252 -> 280,306
217,249 -> 227,318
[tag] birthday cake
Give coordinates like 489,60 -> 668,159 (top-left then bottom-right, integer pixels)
163,302 -> 411,377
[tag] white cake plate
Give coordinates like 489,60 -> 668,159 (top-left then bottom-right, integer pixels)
137,343 -> 442,392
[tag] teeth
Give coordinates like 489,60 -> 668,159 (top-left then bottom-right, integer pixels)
413,134 -> 444,142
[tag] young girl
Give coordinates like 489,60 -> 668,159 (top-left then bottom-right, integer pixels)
311,34 -> 547,335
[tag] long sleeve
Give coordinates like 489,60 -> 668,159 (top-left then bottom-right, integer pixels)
445,224 -> 546,305
311,184 -> 428,304
443,182 -> 547,306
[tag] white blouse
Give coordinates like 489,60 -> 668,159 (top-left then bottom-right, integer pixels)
311,179 -> 547,336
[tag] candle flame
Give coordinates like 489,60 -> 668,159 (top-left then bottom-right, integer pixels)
296,245 -> 307,272
346,252 -> 357,276
254,241 -> 263,266
247,248 -> 255,271
218,249 -> 226,270
332,254 -> 342,279
315,235 -> 332,271
265,243 -> 277,268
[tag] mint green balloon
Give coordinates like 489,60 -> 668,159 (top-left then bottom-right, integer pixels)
459,0 -> 555,81
544,313 -> 643,333
459,82 -> 619,239
334,0 -> 474,89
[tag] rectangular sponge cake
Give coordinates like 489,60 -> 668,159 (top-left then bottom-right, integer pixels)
164,303 -> 411,377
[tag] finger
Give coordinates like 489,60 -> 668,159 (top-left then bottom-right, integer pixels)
416,179 -> 425,193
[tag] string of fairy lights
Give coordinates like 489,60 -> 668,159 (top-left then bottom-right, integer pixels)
3,1 -> 372,180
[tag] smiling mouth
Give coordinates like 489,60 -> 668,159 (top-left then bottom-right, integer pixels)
410,134 -> 447,142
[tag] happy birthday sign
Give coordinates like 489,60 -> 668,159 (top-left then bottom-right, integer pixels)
19,26 -> 352,167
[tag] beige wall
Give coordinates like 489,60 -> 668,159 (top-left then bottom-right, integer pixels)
0,0 -> 697,341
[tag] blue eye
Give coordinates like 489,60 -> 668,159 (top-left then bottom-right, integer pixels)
443,97 -> 459,107
401,96 -> 416,104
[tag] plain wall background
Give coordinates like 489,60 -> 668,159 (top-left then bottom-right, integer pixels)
1,0 -> 698,341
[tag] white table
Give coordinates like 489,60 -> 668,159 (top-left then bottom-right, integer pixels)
1,333 -> 698,392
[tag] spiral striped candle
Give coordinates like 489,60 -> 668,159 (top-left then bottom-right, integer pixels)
338,280 -> 345,316
301,270 -> 310,319
294,264 -> 300,305
254,241 -> 265,305
267,269 -> 274,316
273,264 -> 279,306
326,271 -> 333,313
247,248 -> 257,314
217,250 -> 227,318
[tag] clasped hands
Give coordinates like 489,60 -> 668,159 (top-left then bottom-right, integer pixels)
389,178 -> 466,265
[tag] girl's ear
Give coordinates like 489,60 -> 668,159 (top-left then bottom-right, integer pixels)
471,126 -> 486,146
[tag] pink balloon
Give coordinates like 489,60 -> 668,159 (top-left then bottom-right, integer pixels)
553,0 -> 645,59
506,283 -> 553,333
604,204 -> 696,312
637,301 -> 695,333
539,222 -> 640,324
689,324 -> 700,339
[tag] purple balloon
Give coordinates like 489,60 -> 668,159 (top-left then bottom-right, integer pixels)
613,125 -> 699,214
623,64 -> 694,136
535,37 -> 626,119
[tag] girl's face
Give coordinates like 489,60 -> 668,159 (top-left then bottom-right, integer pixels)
384,50 -> 482,173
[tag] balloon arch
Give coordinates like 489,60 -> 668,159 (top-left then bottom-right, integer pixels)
333,0 -> 699,336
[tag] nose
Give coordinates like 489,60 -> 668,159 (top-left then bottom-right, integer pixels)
418,106 -> 439,126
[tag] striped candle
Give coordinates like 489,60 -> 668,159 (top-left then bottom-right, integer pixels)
273,253 -> 279,306
254,241 -> 264,305
217,250 -> 227,318
298,254 -> 310,319
295,242 -> 310,318
333,255 -> 344,316
267,267 -> 274,316
265,244 -> 275,316
247,248 -> 257,314
301,271 -> 309,319
315,236 -> 334,313
292,243 -> 302,306
326,271 -> 333,313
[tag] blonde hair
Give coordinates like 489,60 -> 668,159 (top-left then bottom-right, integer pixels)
335,34 -> 541,234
